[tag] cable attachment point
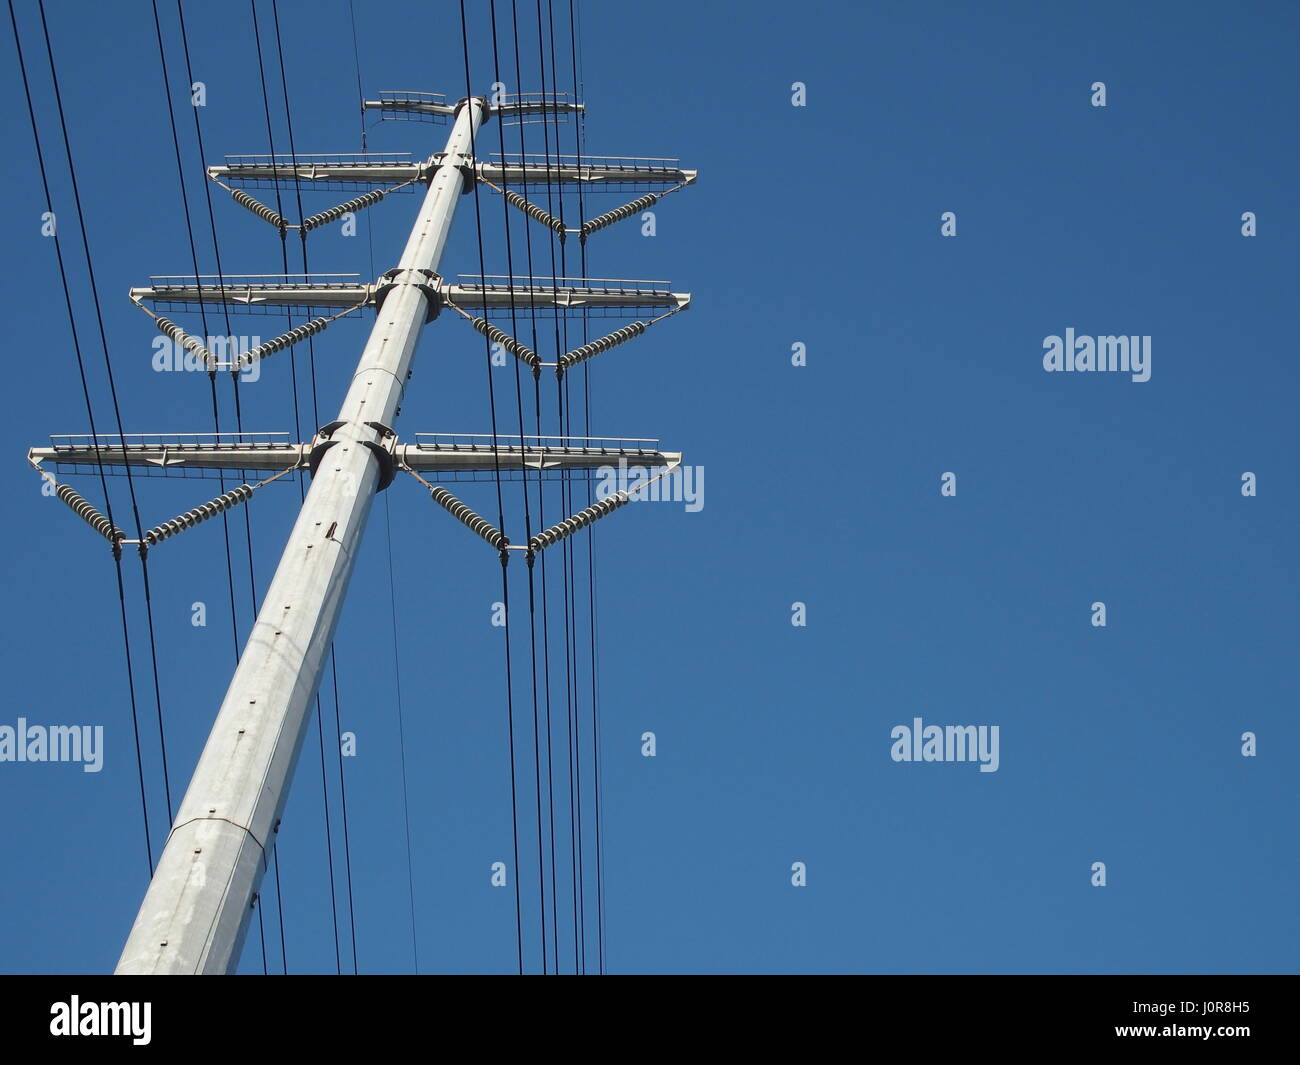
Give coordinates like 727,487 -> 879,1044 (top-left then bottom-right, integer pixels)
528,491 -> 631,553
229,187 -> 289,233
470,317 -> 542,377
54,482 -> 126,555
154,316 -> 217,371
500,187 -> 565,242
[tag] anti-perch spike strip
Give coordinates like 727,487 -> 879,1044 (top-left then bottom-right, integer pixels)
579,192 -> 659,242
144,484 -> 254,547
529,491 -> 630,553
230,187 -> 288,230
429,486 -> 508,550
502,189 -> 566,241
238,317 -> 330,368
301,188 -> 387,233
56,483 -> 124,545
557,321 -> 647,376
155,316 -> 216,370
472,317 -> 541,373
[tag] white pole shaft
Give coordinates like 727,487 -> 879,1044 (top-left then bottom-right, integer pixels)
116,98 -> 487,975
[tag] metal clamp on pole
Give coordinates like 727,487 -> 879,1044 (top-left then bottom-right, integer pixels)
374,268 -> 443,321
361,422 -> 400,492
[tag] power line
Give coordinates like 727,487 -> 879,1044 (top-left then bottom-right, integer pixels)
26,1 -> 691,976
530,0 -> 587,974
149,0 -> 245,667
335,0 -> 365,977
462,0 -> 531,974
331,650 -> 359,972
136,563 -> 174,820
560,0 -> 606,976
510,0 -> 567,973
347,0 -> 367,152
173,0 -> 287,971
175,0 -> 260,628
504,0 -> 569,976
314,707 -> 341,974
11,0 -> 160,874
255,894 -> 268,973
489,0 -> 558,971
272,845 -> 288,972
248,0 -> 302,442
384,493 -> 421,973
253,0 -> 345,974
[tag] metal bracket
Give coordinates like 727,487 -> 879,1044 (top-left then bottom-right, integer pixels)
454,95 -> 490,127
430,150 -> 477,193
307,417 -> 397,491
374,268 -> 443,321
307,439 -> 339,479
362,439 -> 397,491
307,421 -> 346,478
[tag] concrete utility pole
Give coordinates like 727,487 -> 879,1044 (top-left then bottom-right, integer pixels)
113,96 -> 489,974
29,89 -> 692,974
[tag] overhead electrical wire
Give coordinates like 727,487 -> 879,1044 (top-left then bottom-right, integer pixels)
384,493 -> 421,973
533,0 -> 586,975
248,0 -> 303,443
508,0 -> 567,977
331,650 -> 359,971
332,0 -> 370,977
148,0 -> 243,669
149,0 -> 267,968
278,0 -> 360,973
174,0 -> 286,973
40,0 -> 183,867
270,0 -> 322,430
251,0 -> 350,975
564,0 -> 607,975
9,0 -> 157,876
30,0 -> 613,977
347,0 -> 367,152
488,0 -> 548,968
512,0 -> 571,975
175,0 -> 259,627
461,0 -> 529,975
492,0 -> 564,974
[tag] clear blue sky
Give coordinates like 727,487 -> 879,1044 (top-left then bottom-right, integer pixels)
1,0 -> 1296,975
